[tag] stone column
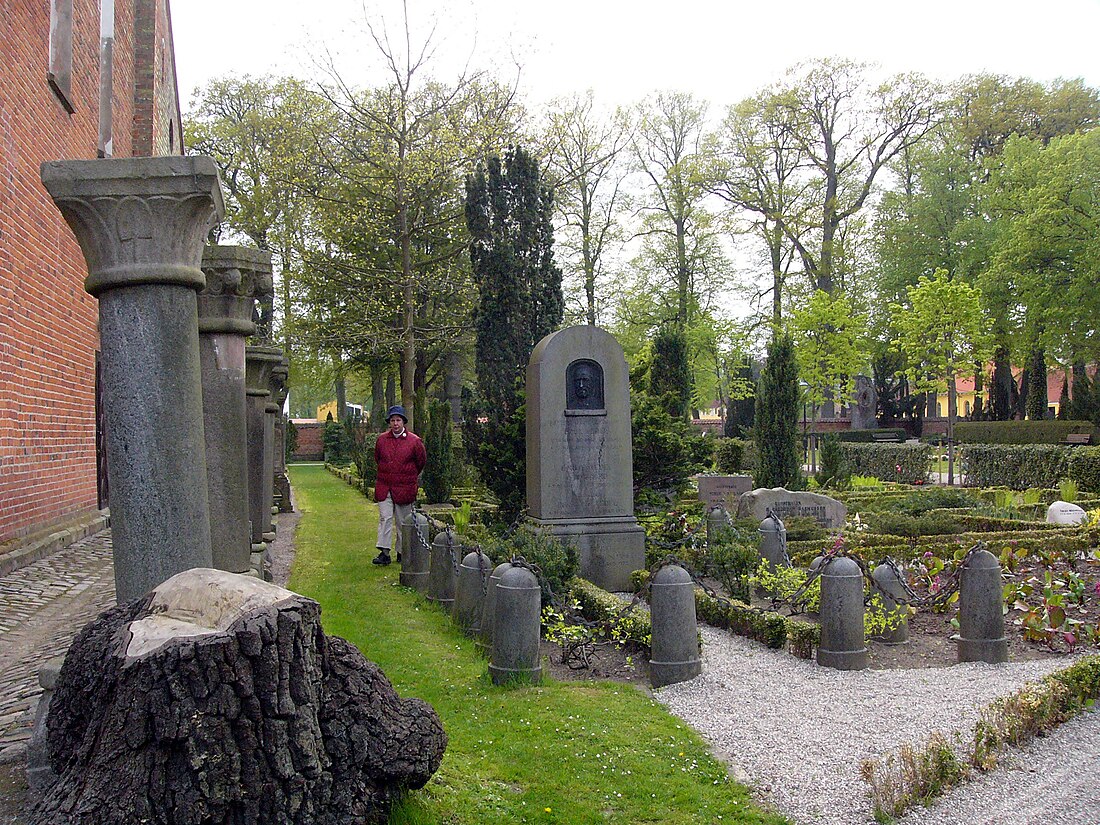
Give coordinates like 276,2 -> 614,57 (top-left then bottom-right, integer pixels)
246,345 -> 282,574
273,354 -> 293,512
265,356 -> 287,537
40,156 -> 224,602
198,245 -> 270,573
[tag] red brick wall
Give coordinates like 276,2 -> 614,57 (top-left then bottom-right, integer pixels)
292,422 -> 325,461
0,0 -> 180,544
132,0 -> 183,157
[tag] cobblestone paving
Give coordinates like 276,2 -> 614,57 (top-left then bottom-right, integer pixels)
0,531 -> 115,762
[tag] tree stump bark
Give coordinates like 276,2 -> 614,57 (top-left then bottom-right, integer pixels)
30,569 -> 446,824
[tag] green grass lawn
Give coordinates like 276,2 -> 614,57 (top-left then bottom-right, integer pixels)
287,464 -> 788,825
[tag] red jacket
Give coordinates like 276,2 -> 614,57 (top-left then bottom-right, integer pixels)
374,429 -> 426,505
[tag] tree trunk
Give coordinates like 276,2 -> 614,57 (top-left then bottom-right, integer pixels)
947,376 -> 957,486
31,574 -> 446,825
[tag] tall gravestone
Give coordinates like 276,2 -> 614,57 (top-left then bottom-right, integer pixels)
40,157 -> 224,602
526,326 -> 645,591
198,245 -> 270,573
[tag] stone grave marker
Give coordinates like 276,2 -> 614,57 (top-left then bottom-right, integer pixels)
696,474 -> 754,511
737,487 -> 847,529
1046,500 -> 1087,526
526,326 -> 645,591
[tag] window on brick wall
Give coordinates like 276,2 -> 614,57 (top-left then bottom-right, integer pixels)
49,0 -> 75,113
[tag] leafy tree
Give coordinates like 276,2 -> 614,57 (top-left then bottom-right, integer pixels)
464,146 -> 563,520
770,59 -> 941,295
788,290 -> 865,466
632,92 -> 722,327
754,333 -> 802,490
892,269 -> 989,484
543,92 -> 631,326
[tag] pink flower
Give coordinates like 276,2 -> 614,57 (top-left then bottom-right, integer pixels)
923,551 -> 934,560
1092,581 -> 1100,595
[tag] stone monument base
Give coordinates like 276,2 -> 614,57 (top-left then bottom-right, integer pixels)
527,515 -> 645,592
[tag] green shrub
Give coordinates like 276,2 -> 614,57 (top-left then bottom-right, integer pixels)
632,394 -> 712,499
959,444 -> 1070,490
285,418 -> 299,462
955,419 -> 1096,445
1068,446 -> 1100,493
422,398 -> 455,504
714,438 -> 754,473
815,433 -> 851,489
487,528 -> 578,607
783,516 -> 829,542
345,423 -> 376,491
708,537 -> 757,602
754,333 -> 802,489
693,590 -> 819,658
322,419 -> 349,464
839,443 -> 931,483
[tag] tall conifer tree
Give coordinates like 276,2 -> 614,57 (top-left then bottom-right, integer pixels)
464,146 -> 563,518
754,333 -> 802,490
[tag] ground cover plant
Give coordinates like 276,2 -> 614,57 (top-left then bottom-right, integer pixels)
288,465 -> 788,825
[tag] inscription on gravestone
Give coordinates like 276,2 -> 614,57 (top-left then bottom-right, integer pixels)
736,487 -> 847,529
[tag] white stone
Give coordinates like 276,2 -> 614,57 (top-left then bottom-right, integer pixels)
1046,500 -> 1087,526
126,568 -> 294,659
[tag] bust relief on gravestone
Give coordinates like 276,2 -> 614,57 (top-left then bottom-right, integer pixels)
566,359 -> 604,412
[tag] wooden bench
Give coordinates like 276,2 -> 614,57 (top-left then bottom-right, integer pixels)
871,431 -> 905,443
1065,433 -> 1092,446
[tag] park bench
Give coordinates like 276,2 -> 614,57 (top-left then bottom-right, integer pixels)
1065,433 -> 1092,446
871,431 -> 905,443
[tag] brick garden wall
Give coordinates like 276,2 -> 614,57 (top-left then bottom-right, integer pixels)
292,422 -> 325,461
0,0 -> 180,544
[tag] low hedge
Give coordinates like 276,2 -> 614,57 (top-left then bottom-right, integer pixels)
787,530 -> 1091,567
959,444 -> 1070,490
1068,446 -> 1100,493
838,443 -> 931,484
954,420 -> 1096,445
569,577 -> 652,652
694,590 -> 819,659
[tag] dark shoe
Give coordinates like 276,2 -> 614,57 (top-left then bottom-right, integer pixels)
372,550 -> 391,566
396,551 -> 402,563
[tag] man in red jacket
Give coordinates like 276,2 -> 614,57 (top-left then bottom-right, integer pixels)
372,405 -> 427,565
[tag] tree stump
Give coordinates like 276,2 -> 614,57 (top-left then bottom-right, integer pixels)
30,569 -> 446,824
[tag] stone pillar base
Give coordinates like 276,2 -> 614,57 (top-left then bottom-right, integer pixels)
526,515 -> 645,592
816,646 -> 869,671
955,635 -> 1008,664
275,474 -> 294,512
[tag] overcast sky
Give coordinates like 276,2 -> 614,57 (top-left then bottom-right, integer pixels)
173,0 -> 1100,115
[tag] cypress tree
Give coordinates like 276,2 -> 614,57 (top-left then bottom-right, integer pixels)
754,333 -> 802,490
1025,346 -> 1048,420
650,323 -> 691,420
422,398 -> 455,504
464,146 -> 563,519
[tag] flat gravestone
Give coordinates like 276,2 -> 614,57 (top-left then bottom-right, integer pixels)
736,487 -> 847,529
526,326 -> 645,591
697,474 -> 754,511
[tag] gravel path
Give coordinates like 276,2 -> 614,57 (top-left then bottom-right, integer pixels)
655,626 -> 1089,825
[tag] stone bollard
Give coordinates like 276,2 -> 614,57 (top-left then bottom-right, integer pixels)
453,549 -> 492,634
706,507 -> 731,549
957,548 -> 1008,664
198,245 -> 267,574
398,512 -> 430,592
648,564 -> 702,688
489,566 -> 543,685
427,530 -> 457,609
478,562 -> 513,653
40,156 -> 223,602
758,514 -> 790,571
816,556 -> 869,670
25,657 -> 64,796
871,562 -> 910,644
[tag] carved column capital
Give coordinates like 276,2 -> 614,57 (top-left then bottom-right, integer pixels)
40,157 -> 225,296
199,245 -> 273,336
